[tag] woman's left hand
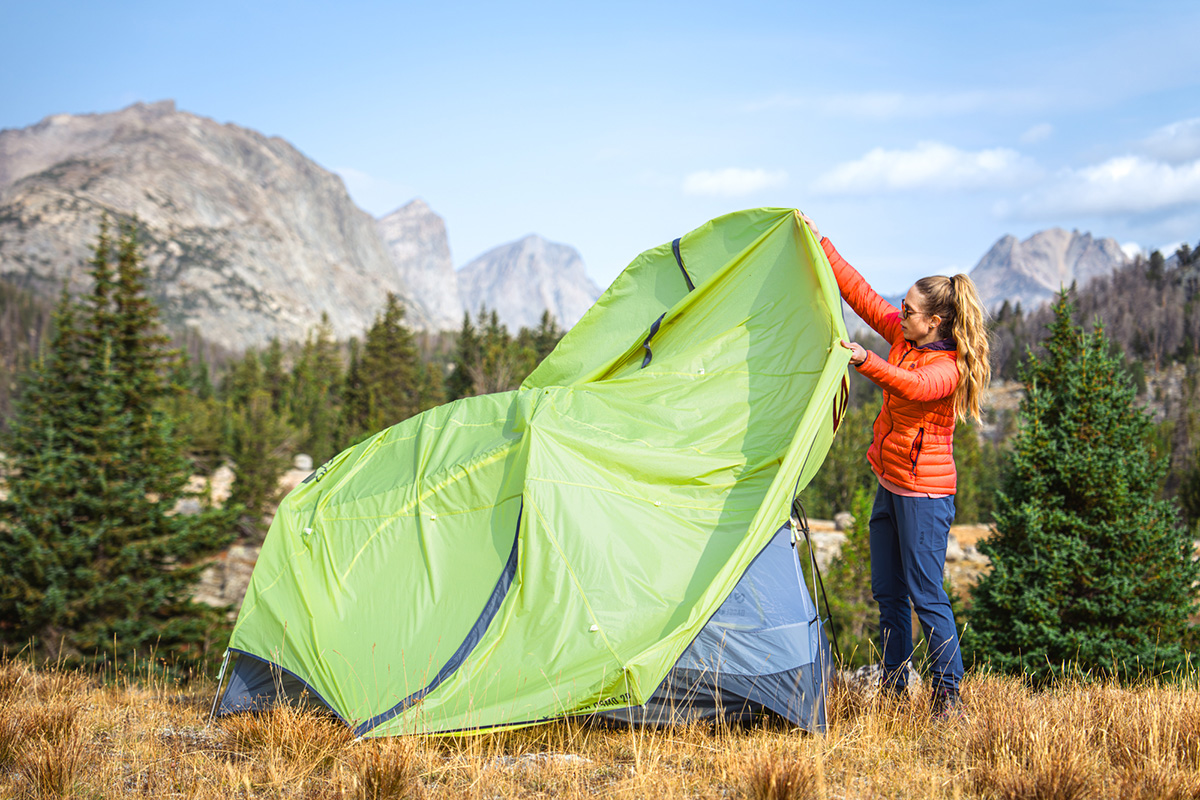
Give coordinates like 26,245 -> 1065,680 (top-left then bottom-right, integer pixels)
839,339 -> 867,367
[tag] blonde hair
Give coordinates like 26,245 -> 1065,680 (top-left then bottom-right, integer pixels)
915,274 -> 991,422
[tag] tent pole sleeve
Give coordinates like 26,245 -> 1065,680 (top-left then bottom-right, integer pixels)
672,238 -> 696,292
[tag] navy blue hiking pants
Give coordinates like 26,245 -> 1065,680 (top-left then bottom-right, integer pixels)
870,485 -> 963,693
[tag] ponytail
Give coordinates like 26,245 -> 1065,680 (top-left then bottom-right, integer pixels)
914,273 -> 991,422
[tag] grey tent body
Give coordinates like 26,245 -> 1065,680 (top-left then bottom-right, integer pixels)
217,522 -> 831,733
593,523 -> 830,730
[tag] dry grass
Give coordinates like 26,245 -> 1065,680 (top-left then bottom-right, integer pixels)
0,657 -> 1198,799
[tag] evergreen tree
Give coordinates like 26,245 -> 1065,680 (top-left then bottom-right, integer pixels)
339,292 -> 423,442
339,337 -> 366,442
967,292 -> 1199,683
0,221 -> 234,666
260,338 -> 288,414
822,487 -> 879,668
289,313 -> 342,463
471,309 -> 519,394
951,418 -> 1004,525
530,309 -> 563,361
226,387 -> 297,541
219,347 -> 300,540
446,312 -> 480,401
800,400 -> 880,519
165,349 -> 223,473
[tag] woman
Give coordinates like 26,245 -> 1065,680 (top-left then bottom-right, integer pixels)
802,214 -> 991,718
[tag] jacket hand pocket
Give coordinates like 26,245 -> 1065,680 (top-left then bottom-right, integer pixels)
909,427 -> 926,476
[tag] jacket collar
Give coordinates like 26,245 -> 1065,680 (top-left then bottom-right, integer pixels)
906,336 -> 956,351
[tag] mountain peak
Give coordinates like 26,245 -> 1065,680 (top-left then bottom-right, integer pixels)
457,236 -> 600,330
376,200 -> 461,330
381,197 -> 431,219
969,228 -> 1130,311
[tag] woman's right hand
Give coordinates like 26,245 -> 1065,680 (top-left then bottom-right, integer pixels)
799,212 -> 820,240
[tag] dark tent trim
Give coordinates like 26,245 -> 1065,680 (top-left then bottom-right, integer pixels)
218,648 -> 348,726
352,504 -> 524,737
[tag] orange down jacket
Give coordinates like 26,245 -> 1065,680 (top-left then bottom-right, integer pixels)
822,237 -> 960,495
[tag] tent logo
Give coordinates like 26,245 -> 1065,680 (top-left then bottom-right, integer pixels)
588,692 -> 633,709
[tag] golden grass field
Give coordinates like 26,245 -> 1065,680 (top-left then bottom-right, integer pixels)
2,656 -> 1199,799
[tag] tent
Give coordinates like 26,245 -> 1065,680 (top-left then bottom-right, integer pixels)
213,207 -> 850,736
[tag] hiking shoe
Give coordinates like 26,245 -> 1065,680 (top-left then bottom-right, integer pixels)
930,687 -> 966,723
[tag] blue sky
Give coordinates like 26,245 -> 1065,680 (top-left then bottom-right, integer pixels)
3,0 -> 1199,295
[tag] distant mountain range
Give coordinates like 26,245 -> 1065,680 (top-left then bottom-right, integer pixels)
0,101 -> 1151,351
0,101 -> 427,350
0,101 -> 599,350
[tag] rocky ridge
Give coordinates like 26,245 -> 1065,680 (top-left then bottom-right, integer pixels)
376,199 -> 461,331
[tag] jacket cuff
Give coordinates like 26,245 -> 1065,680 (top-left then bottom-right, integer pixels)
855,350 -> 883,375
821,237 -> 842,265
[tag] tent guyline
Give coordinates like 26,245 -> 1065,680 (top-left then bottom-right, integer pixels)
212,208 -> 852,736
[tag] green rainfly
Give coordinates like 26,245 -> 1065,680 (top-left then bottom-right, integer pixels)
223,207 -> 851,735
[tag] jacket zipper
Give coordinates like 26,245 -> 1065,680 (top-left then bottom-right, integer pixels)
878,346 -> 919,456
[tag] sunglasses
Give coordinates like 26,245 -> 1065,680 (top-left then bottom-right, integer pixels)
900,299 -> 929,321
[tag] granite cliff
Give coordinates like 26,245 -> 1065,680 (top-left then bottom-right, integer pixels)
0,101 -> 429,349
969,228 -> 1129,312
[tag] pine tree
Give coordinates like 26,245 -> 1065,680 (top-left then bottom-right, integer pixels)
446,311 -> 480,401
260,338 -> 289,415
951,419 -> 1004,525
226,387 -> 297,541
967,292 -> 1199,683
800,399 -> 880,519
220,347 -> 300,540
289,313 -> 342,463
366,294 -> 420,423
822,487 -> 879,668
0,220 -> 235,666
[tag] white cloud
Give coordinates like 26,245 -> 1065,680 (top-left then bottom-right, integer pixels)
813,141 -> 1038,195
1141,118 -> 1200,164
1013,155 -> 1200,217
1021,123 -> 1054,144
682,168 -> 787,197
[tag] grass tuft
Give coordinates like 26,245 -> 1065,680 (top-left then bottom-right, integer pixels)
345,741 -> 425,800
744,749 -> 820,800
15,732 -> 90,800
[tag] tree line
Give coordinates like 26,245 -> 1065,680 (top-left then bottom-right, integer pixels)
167,301 -> 563,541
2,224 -> 1196,683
